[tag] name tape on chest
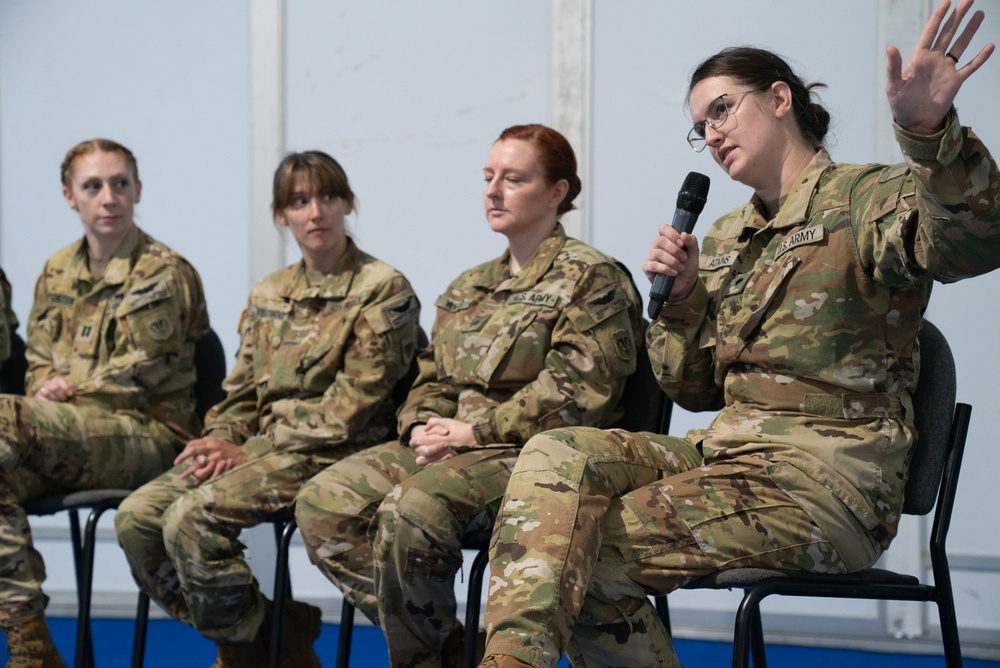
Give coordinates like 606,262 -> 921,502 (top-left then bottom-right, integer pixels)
437,296 -> 473,313
775,226 -> 825,259
700,251 -> 740,272
508,291 -> 561,308
250,304 -> 290,320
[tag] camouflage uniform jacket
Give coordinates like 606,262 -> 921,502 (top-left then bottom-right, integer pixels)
398,223 -> 640,447
0,268 -> 16,366
202,239 -> 420,454
25,225 -> 208,440
649,110 -> 1000,547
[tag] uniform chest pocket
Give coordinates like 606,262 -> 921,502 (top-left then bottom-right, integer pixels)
117,278 -> 177,360
718,253 -> 802,347
474,303 -> 559,384
266,302 -> 348,390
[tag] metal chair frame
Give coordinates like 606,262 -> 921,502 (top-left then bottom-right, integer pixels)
672,320 -> 970,667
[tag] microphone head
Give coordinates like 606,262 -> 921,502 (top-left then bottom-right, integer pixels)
677,171 -> 711,214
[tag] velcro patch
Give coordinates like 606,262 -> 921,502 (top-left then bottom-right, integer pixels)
48,292 -> 75,306
435,295 -> 473,313
124,278 -> 172,312
582,285 -> 628,326
700,251 -> 739,272
508,291 -> 560,308
144,313 -> 174,341
613,329 -> 634,362
775,226 -> 824,259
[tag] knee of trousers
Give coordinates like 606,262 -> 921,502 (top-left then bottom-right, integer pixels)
114,492 -> 167,555
511,427 -> 612,483
0,395 -> 28,471
295,475 -> 375,565
159,488 -> 221,560
373,486 -> 464,582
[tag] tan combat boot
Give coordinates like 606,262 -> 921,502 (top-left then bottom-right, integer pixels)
442,624 -> 488,667
210,634 -> 267,668
1,614 -> 68,668
277,599 -> 322,668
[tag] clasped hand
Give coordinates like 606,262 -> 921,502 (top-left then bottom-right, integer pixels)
176,436 -> 247,485
409,417 -> 475,466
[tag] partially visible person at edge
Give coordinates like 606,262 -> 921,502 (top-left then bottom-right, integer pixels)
0,269 -> 19,393
294,124 -> 642,668
114,150 -> 420,668
0,138 -> 209,667
478,2 -> 999,667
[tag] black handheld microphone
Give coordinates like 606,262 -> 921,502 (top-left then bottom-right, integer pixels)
647,171 -> 711,320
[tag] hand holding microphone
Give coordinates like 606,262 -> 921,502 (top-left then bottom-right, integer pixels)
647,172 -> 710,320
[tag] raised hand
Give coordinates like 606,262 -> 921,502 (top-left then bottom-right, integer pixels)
887,0 -> 995,134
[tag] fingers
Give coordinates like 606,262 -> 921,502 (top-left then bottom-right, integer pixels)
415,446 -> 455,467
930,0 -> 968,53
945,7 -> 981,60
885,45 -> 905,94
36,377 -> 74,402
644,228 -> 690,281
918,0 -> 956,52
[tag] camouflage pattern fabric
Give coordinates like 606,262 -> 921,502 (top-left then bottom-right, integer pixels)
0,268 -> 16,372
481,112 -> 1000,667
0,225 -> 208,623
295,224 -> 641,668
114,241 -> 420,642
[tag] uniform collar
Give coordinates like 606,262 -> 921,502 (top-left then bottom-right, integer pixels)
71,225 -> 141,288
283,237 -> 360,300
476,223 -> 568,292
740,150 -> 833,234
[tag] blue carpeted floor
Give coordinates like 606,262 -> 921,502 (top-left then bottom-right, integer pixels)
3,617 -> 997,667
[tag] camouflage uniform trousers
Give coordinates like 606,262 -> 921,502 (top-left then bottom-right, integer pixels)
482,426 -> 882,668
113,436 -> 361,642
295,441 -> 518,668
0,395 -> 179,623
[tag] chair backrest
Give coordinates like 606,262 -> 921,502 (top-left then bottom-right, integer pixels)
616,318 -> 673,435
392,326 -> 429,411
904,319 -> 958,516
194,327 -> 228,420
0,331 -> 28,396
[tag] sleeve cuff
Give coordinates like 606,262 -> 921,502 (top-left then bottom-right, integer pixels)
894,107 -> 962,164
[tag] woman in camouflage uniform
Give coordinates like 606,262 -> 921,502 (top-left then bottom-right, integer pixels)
114,151 -> 420,668
0,268 -> 20,394
294,124 -> 642,668
0,139 -> 208,667
478,2 -> 1000,667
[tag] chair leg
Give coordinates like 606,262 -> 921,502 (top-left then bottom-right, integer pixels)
462,548 -> 490,668
655,594 -> 671,637
732,588 -> 769,668
748,603 -> 767,668
76,502 -> 119,668
268,519 -> 297,668
934,584 -> 963,667
65,509 -> 96,668
336,598 -> 355,668
131,591 -> 150,668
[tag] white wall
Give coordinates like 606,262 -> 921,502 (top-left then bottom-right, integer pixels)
1,0 -> 998,660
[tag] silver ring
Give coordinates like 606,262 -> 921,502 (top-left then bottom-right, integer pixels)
946,52 -> 959,63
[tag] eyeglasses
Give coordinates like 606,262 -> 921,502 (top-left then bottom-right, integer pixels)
687,88 -> 765,152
